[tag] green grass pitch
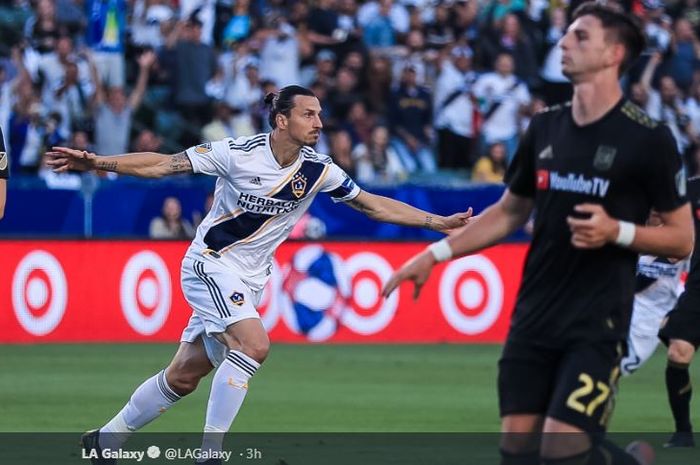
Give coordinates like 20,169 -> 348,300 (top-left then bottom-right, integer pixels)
0,343 -> 693,433
0,344 -> 698,464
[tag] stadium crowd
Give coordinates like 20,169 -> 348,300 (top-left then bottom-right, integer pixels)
3,0 -> 700,186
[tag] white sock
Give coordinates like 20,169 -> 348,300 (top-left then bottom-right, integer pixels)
99,369 -> 181,450
200,351 -> 260,457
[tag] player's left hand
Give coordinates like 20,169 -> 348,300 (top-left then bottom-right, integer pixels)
382,250 -> 436,300
566,203 -> 618,249
440,207 -> 473,234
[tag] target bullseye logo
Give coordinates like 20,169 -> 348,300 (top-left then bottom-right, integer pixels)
120,251 -> 171,335
439,255 -> 503,335
12,250 -> 67,336
341,252 -> 398,335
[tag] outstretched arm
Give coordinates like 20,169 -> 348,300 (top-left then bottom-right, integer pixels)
382,189 -> 533,299
46,147 -> 193,178
345,190 -> 473,233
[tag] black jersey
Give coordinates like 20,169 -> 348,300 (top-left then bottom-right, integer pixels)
682,177 -> 700,291
505,99 -> 687,345
0,127 -> 7,179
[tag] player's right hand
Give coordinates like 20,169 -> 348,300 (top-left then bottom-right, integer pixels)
382,250 -> 436,300
46,147 -> 97,173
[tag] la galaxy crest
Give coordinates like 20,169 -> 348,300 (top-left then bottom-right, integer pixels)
0,151 -> 6,171
230,291 -> 245,306
291,172 -> 308,198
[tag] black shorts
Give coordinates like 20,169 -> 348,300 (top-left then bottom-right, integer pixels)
659,290 -> 700,348
498,338 -> 623,433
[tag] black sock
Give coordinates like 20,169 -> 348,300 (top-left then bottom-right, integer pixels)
588,440 -> 640,465
499,449 -> 540,465
666,361 -> 693,432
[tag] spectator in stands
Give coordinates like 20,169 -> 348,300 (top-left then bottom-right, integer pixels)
327,66 -> 362,124
425,2 -> 457,49
391,29 -> 431,86
359,0 -> 409,48
93,50 -> 156,156
201,100 -> 255,142
472,52 -> 530,163
353,125 -> 406,184
221,0 -> 254,46
388,63 -> 436,173
149,196 -> 195,239
479,13 -> 539,87
24,0 -> 61,58
301,49 -> 336,88
259,18 -> 301,88
539,7 -> 571,106
364,54 -> 393,116
165,17 -> 216,145
341,100 -> 375,147
329,129 -> 356,178
668,17 -> 700,92
130,0 -> 176,49
472,141 -> 507,184
51,59 -> 94,139
8,100 -> 45,175
639,51 -> 693,153
132,128 -> 163,153
85,0 -> 127,88
224,57 -> 262,122
434,45 -> 478,170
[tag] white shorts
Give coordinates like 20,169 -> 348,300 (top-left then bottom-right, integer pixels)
179,255 -> 262,367
620,302 -> 667,376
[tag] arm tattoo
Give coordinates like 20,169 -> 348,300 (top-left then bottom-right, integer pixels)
96,160 -> 118,171
169,152 -> 193,174
424,215 -> 434,230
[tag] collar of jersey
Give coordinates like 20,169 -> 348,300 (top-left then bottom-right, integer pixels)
264,132 -> 302,170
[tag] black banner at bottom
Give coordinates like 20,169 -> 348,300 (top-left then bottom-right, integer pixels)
0,433 -> 697,464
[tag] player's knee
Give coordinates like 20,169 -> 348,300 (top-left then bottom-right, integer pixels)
500,415 -> 542,454
668,341 -> 695,364
241,339 -> 270,364
166,369 -> 202,396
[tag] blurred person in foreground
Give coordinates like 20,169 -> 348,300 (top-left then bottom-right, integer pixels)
0,125 -> 7,219
384,3 -> 692,465
48,85 -> 473,465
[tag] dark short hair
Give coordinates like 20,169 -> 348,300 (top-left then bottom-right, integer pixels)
264,85 -> 317,129
572,1 -> 645,75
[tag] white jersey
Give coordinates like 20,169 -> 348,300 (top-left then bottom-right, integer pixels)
183,133 -> 360,291
621,254 -> 687,375
633,255 -> 687,320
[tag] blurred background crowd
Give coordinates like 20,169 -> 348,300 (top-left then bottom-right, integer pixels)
4,0 -> 700,236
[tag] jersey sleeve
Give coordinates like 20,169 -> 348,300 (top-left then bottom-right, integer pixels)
504,115 -> 537,198
320,162 -> 361,203
0,127 -> 8,179
643,125 -> 688,212
184,140 -> 232,177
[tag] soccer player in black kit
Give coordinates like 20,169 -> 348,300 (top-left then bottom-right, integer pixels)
384,3 -> 693,465
659,176 -> 700,448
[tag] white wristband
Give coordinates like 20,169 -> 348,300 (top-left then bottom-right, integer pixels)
615,221 -> 636,247
428,239 -> 453,262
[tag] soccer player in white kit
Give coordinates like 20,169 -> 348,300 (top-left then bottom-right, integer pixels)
47,85 -> 473,465
620,253 -> 687,375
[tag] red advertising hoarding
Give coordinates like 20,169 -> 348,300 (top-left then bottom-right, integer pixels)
0,241 -> 527,343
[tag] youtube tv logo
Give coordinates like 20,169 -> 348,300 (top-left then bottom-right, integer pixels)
536,169 -> 549,190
